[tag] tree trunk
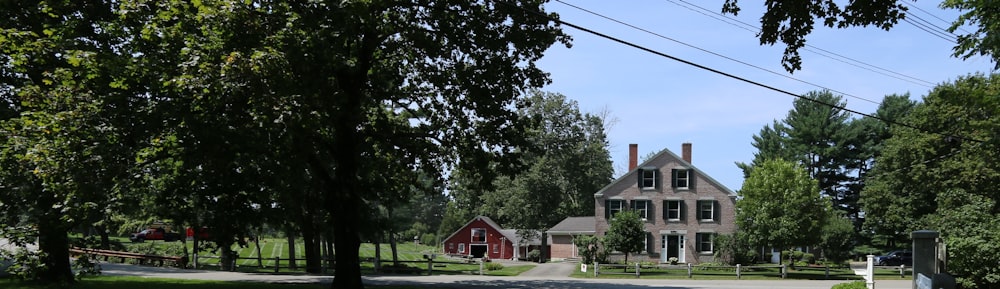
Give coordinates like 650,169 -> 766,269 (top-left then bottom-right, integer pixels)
220,244 -> 234,271
37,221 -> 74,285
331,211 -> 363,289
374,237 -> 381,273
255,235 -> 264,268
390,232 -> 399,267
302,223 -> 321,273
623,253 -> 629,273
193,230 -> 200,269
286,228 -> 297,270
96,224 -> 111,250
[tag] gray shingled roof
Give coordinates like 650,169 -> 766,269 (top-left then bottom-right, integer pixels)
545,217 -> 595,235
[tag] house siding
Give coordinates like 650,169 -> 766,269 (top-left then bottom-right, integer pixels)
594,145 -> 737,264
441,217 -> 515,260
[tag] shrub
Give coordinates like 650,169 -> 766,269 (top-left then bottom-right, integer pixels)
420,233 -> 436,247
72,254 -> 101,279
831,281 -> 867,289
485,262 -> 504,271
526,250 -> 542,262
802,252 -> 816,264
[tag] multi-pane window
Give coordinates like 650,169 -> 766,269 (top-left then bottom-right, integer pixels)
639,168 -> 659,190
493,244 -> 499,254
459,243 -> 466,253
606,199 -> 627,219
472,228 -> 487,243
698,200 -> 716,221
664,200 -> 682,221
672,169 -> 690,189
696,233 -> 714,253
631,200 -> 651,220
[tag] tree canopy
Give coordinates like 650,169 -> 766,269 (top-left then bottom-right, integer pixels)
603,209 -> 646,265
0,1 -> 569,287
861,73 -> 1000,288
723,0 -> 1000,72
736,159 -> 829,255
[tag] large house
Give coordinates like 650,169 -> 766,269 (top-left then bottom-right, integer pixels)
594,143 -> 737,264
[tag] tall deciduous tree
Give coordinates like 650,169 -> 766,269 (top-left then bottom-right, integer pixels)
0,0 -> 137,284
477,91 -> 613,234
722,0 -> 1000,72
603,209 -> 645,267
119,1 -> 567,288
736,159 -> 829,267
861,74 -> 1000,288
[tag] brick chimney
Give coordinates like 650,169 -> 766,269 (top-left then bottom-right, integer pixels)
628,144 -> 638,171
682,142 -> 692,164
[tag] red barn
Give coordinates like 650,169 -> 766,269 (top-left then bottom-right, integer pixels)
441,216 -> 524,260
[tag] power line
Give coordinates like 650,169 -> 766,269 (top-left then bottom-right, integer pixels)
495,0 -> 986,145
553,0 -> 881,106
902,17 -> 957,43
901,2 -> 972,34
662,0 -> 936,88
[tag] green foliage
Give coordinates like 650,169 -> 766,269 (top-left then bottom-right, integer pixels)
573,235 -> 607,264
831,281 -> 868,289
484,262 -> 504,271
713,233 -> 758,265
722,1 -> 1000,72
470,91 -> 614,231
526,250 -> 542,263
737,159 -> 829,253
819,213 -> 855,264
862,73 -> 1000,289
603,209 -> 646,264
72,254 -> 101,279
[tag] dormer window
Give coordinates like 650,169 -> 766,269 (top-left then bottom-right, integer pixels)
672,168 -> 691,189
638,168 -> 660,190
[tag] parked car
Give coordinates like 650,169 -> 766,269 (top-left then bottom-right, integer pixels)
129,228 -> 182,242
876,250 -> 912,266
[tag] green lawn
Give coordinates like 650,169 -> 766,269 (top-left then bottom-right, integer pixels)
0,276 -> 423,289
569,264 -> 912,280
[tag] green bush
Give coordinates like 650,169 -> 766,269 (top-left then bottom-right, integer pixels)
526,250 -> 542,262
802,252 -> 816,264
831,281 -> 867,289
485,262 -> 504,271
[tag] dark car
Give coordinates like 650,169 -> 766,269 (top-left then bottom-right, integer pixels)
876,250 -> 912,266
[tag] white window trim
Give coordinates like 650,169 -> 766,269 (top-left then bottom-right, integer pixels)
666,200 -> 681,221
697,233 -> 714,254
698,200 -> 715,222
675,169 -> 690,190
641,169 -> 657,190
609,199 -> 626,219
635,200 -> 649,220
459,243 -> 466,253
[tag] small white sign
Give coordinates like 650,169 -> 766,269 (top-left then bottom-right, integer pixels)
580,264 -> 587,272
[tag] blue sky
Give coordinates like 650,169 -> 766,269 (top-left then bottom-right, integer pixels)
535,0 -> 996,191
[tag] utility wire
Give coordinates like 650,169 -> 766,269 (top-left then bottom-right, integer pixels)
663,0 -> 937,88
553,0 -> 880,106
495,0 -> 986,144
903,17 -> 957,43
901,2 -> 972,34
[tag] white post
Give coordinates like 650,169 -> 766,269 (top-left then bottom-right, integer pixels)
687,263 -> 693,278
635,263 -> 640,278
866,254 -> 875,289
736,264 -> 741,279
479,259 -> 484,275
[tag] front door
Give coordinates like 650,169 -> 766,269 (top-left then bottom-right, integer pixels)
662,235 -> 685,263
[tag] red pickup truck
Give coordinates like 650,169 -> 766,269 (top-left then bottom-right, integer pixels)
129,228 -> 181,242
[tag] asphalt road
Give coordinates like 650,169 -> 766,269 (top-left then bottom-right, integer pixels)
100,261 -> 914,289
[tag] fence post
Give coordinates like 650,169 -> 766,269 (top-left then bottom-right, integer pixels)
479,260 -> 484,276
594,262 -> 599,277
687,263 -> 692,278
780,264 -> 786,279
635,263 -> 640,278
274,257 -> 280,273
736,264 -> 741,279
900,264 -> 905,278
427,258 -> 433,276
825,265 -> 830,279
